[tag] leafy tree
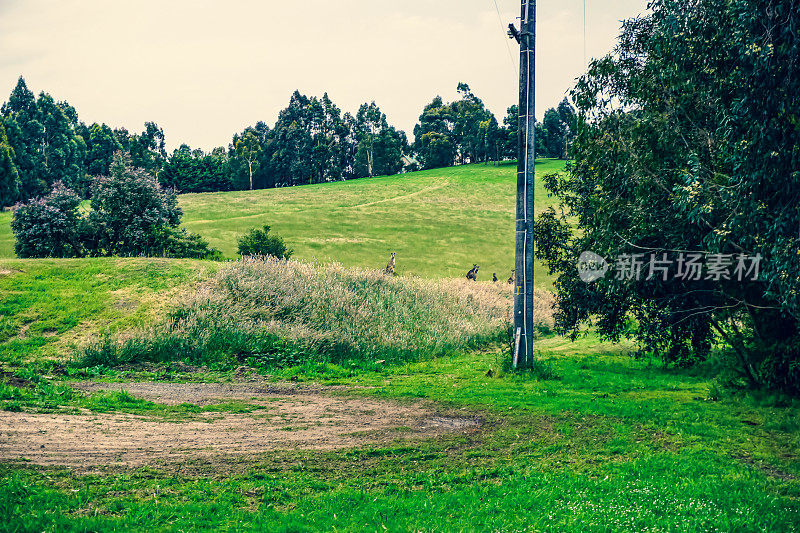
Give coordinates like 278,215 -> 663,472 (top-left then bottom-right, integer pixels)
499,105 -> 547,160
417,132 -> 456,170
0,119 -> 21,208
129,122 -> 166,178
536,0 -> 800,392
310,93 -> 350,183
451,83 -> 497,164
478,117 -> 500,163
262,91 -> 367,187
413,85 -> 499,168
237,225 -> 293,259
542,108 -> 567,159
12,152 -> 217,259
82,122 -> 123,176
37,93 -> 86,188
354,102 -> 382,177
86,152 -> 181,256
265,92 -> 314,187
1,78 -> 41,198
353,102 -> 406,178
557,97 -> 577,156
113,127 -> 131,151
413,96 -> 455,169
234,129 -> 262,190
11,182 -> 85,257
161,144 -> 232,193
1,77 -> 87,198
498,105 -> 519,160
146,225 -> 221,259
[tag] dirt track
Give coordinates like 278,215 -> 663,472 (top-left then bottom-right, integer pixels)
0,381 -> 478,470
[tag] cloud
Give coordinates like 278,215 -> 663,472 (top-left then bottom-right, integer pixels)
0,0 -> 648,151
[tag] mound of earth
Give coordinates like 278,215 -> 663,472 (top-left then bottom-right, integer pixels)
0,381 -> 479,470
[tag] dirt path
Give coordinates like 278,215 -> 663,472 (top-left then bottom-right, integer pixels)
0,381 -> 478,470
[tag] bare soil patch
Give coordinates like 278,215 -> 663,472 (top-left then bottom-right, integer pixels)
0,370 -> 34,389
0,381 -> 479,470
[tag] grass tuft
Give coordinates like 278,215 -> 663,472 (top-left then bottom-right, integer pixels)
77,257 -> 557,370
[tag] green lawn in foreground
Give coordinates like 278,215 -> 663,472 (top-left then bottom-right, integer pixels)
1,336 -> 798,531
0,258 -> 798,531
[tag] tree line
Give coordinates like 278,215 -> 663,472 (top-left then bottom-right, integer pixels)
0,77 -> 577,207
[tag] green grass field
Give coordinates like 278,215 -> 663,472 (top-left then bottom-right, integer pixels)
2,326 -> 799,531
0,258 -> 218,364
0,160 -> 564,285
1,161 -> 798,531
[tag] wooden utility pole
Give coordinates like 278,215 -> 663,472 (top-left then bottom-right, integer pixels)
512,0 -> 536,369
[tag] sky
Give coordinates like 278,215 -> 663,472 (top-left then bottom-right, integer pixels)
0,0 -> 649,152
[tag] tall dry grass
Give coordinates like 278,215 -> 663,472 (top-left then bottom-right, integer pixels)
79,257 -> 555,368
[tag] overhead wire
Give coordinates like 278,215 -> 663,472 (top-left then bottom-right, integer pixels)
492,0 -> 518,76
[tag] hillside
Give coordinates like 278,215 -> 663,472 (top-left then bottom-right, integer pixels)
1,159 -> 799,530
0,160 -> 565,285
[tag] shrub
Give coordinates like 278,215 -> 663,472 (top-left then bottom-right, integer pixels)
145,225 -> 222,260
10,182 -> 85,258
86,152 -> 182,256
11,152 -> 217,260
237,225 -> 292,259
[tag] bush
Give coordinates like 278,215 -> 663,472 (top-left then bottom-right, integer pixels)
145,225 -> 222,260
11,152 -> 218,260
237,225 -> 293,259
86,152 -> 182,256
11,182 -> 85,258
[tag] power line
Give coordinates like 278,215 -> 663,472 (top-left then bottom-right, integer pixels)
492,0 -> 518,76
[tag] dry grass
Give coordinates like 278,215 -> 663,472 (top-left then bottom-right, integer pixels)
80,257 -> 556,368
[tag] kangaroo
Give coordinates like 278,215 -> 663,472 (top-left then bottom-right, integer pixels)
466,264 -> 479,281
507,269 -> 515,285
492,273 -> 498,282
384,253 -> 396,275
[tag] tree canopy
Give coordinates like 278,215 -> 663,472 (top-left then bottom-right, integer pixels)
536,0 -> 800,392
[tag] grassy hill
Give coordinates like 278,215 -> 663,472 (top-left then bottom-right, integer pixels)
0,160 -> 565,285
1,160 -> 799,531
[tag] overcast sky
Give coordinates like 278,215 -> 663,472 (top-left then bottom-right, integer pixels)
0,0 -> 648,151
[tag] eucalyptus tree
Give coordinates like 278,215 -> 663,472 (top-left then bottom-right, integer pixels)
353,102 -> 405,178
0,119 -> 21,207
413,96 -> 455,169
161,144 -> 232,193
81,122 -> 123,176
129,122 -> 166,178
535,0 -> 800,392
1,77 -> 87,198
234,129 -> 262,190
450,83 -> 496,164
